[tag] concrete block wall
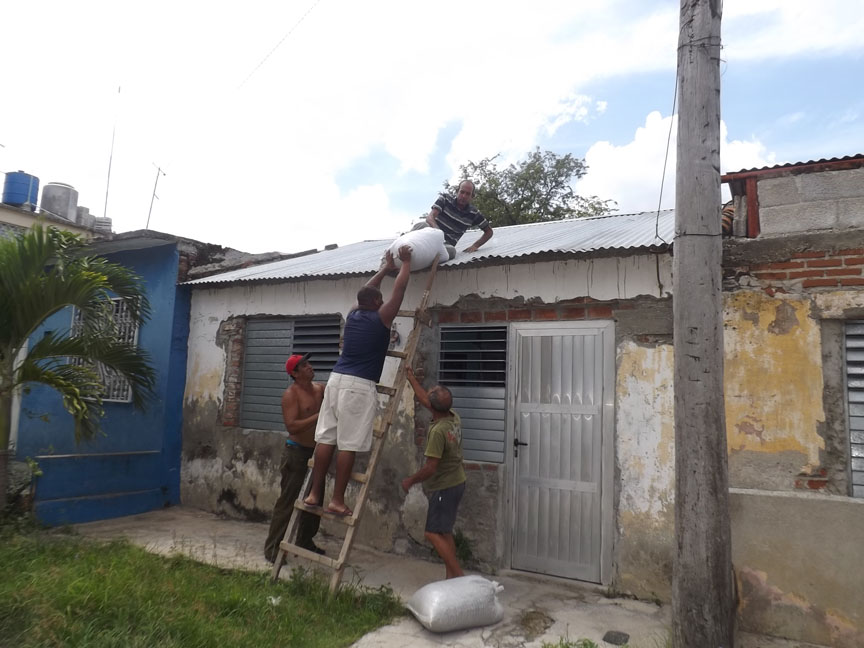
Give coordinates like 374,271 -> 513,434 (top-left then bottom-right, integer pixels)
435,297 -> 631,325
758,167 -> 864,236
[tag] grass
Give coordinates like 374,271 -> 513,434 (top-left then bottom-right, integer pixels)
0,519 -> 404,648
541,639 -> 603,648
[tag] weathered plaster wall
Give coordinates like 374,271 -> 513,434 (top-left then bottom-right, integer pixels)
181,253 -> 671,565
722,237 -> 864,494
731,489 -> 864,648
723,291 -> 827,490
615,339 -> 674,601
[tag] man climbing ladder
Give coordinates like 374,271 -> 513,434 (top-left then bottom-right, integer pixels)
304,245 -> 413,517
273,250 -> 442,592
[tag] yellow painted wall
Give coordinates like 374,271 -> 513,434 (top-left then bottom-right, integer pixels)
615,290 -> 837,600
723,292 -> 826,486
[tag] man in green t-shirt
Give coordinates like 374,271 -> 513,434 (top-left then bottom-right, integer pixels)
402,367 -> 467,579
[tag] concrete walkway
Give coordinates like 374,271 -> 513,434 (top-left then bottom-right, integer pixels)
74,507 -> 826,648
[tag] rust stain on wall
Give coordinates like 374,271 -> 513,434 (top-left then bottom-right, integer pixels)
184,359 -> 223,402
737,567 -> 862,648
724,292 -> 825,466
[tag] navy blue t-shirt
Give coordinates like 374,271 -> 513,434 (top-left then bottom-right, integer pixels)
332,309 -> 390,382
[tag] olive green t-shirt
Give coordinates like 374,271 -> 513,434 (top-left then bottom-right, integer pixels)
424,412 -> 466,492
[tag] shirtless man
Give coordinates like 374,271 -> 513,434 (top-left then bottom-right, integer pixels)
264,353 -> 325,562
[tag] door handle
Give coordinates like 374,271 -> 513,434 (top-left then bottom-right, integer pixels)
513,437 -> 527,457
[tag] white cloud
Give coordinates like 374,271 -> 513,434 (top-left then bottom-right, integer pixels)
0,0 -> 859,252
724,0 -> 864,59
575,111 -> 776,213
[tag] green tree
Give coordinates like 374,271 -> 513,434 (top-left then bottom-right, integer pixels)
0,225 -> 156,509
445,148 -> 615,227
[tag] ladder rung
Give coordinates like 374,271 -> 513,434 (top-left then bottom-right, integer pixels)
293,500 -> 359,526
373,424 -> 388,438
386,349 -> 408,359
279,541 -> 341,569
396,310 -> 417,318
376,384 -> 397,396
304,458 -> 368,483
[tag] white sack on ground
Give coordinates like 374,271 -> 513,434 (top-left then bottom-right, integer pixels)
405,575 -> 504,633
387,228 -> 448,271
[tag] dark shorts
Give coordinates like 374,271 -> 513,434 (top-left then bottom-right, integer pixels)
425,482 -> 466,534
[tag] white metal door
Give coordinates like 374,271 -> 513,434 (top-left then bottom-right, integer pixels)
508,322 -> 613,582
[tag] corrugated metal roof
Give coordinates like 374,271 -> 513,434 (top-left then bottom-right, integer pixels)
184,210 -> 675,286
726,154 -> 864,175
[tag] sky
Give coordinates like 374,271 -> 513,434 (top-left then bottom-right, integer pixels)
1,0 -> 862,254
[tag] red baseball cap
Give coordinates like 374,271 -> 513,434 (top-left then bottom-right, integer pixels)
285,353 -> 312,375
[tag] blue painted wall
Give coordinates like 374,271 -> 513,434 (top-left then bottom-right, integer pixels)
16,243 -> 188,525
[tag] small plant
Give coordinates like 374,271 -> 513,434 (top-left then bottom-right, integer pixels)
24,457 -> 42,478
541,638 -> 604,648
427,528 -> 476,568
453,528 -> 474,566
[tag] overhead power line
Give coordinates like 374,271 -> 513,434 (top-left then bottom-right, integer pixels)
238,0 -> 324,88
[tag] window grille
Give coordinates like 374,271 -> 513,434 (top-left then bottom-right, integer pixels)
71,299 -> 139,403
846,321 -> 864,497
439,325 -> 507,463
240,316 -> 342,431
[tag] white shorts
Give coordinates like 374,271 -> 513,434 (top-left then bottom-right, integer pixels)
314,372 -> 378,452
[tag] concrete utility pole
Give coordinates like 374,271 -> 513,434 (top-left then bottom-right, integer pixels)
672,1 -> 735,647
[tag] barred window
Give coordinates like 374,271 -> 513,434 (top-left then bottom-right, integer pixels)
847,321 -> 864,498
71,299 -> 139,403
240,316 -> 342,431
439,325 -> 507,463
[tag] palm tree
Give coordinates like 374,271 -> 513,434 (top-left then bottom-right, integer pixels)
0,225 -> 156,509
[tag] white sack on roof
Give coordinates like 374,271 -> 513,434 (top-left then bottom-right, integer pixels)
387,227 -> 449,271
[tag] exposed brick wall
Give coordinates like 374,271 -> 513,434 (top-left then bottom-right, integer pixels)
435,298 -> 632,325
727,247 -> 864,293
215,317 -> 246,427
794,467 -> 830,491
177,252 -> 194,283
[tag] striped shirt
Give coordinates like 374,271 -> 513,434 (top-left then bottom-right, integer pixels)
430,193 -> 490,246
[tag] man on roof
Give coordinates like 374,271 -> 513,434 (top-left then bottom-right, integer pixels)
426,180 -> 494,253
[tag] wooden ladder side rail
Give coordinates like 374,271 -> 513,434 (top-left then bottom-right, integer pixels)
271,258 -> 440,589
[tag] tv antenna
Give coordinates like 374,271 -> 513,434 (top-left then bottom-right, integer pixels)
146,164 -> 166,230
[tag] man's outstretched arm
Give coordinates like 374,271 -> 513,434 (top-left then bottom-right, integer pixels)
464,225 -> 493,253
378,246 -> 412,328
426,206 -> 441,228
368,250 -> 397,289
405,367 -> 431,411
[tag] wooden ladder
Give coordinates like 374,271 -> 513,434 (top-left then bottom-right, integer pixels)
271,258 -> 440,591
